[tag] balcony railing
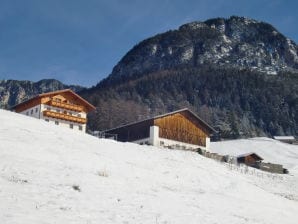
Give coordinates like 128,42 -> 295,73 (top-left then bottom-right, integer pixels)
46,100 -> 84,112
43,111 -> 86,124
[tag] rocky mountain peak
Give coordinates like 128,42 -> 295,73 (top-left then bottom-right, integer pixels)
105,16 -> 298,85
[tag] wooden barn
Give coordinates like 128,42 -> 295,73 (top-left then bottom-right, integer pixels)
105,108 -> 215,151
237,153 -> 263,166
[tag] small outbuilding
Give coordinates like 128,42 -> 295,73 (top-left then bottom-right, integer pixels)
104,108 -> 215,151
237,153 -> 263,166
273,136 -> 296,144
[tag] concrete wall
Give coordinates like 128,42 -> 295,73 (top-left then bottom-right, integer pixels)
133,138 -> 151,145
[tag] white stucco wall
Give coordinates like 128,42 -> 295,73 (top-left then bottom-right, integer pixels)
19,104 -> 87,132
20,105 -> 41,119
149,126 -> 159,146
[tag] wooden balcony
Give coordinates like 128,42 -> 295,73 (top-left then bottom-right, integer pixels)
46,100 -> 84,112
43,111 -> 86,124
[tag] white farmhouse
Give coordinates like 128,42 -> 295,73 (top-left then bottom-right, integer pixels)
11,89 -> 95,132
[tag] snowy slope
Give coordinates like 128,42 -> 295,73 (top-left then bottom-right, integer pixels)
0,109 -> 298,224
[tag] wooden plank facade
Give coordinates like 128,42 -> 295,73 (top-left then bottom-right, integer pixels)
105,108 -> 215,150
154,111 -> 209,146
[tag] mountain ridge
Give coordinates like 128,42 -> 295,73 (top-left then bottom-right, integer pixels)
0,79 -> 84,109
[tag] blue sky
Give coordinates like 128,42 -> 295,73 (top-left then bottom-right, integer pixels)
0,0 -> 297,87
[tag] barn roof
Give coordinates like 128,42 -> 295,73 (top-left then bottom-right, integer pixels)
11,89 -> 96,112
237,152 -> 263,160
105,108 -> 216,133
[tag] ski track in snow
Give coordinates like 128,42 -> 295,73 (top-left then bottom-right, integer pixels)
0,109 -> 298,224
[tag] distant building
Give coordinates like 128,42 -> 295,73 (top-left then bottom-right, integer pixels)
237,152 -> 263,166
11,89 -> 95,132
273,136 -> 296,144
105,108 -> 215,151
236,152 -> 288,174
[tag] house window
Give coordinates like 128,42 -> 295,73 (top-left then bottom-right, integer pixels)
45,119 -> 49,122
31,109 -> 33,115
69,112 -> 72,116
79,125 -> 83,131
26,111 -> 29,116
56,109 -> 60,113
77,114 -> 81,118
70,124 -> 73,129
47,107 -> 51,111
55,121 -> 59,125
35,108 -> 38,113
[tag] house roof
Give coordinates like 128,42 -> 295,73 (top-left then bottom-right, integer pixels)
237,152 -> 263,160
273,136 -> 295,140
11,89 -> 96,112
105,108 -> 216,133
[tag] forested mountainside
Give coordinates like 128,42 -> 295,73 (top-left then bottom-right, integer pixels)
83,66 -> 298,138
0,79 -> 84,109
82,16 -> 298,138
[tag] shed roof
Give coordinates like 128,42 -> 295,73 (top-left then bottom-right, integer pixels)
237,152 -> 263,160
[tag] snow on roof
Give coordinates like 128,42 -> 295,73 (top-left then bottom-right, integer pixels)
236,152 -> 263,160
273,136 -> 295,140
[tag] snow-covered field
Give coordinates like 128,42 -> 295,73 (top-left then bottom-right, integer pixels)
0,109 -> 298,224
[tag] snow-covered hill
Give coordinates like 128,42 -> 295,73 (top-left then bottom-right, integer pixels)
0,109 -> 298,224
